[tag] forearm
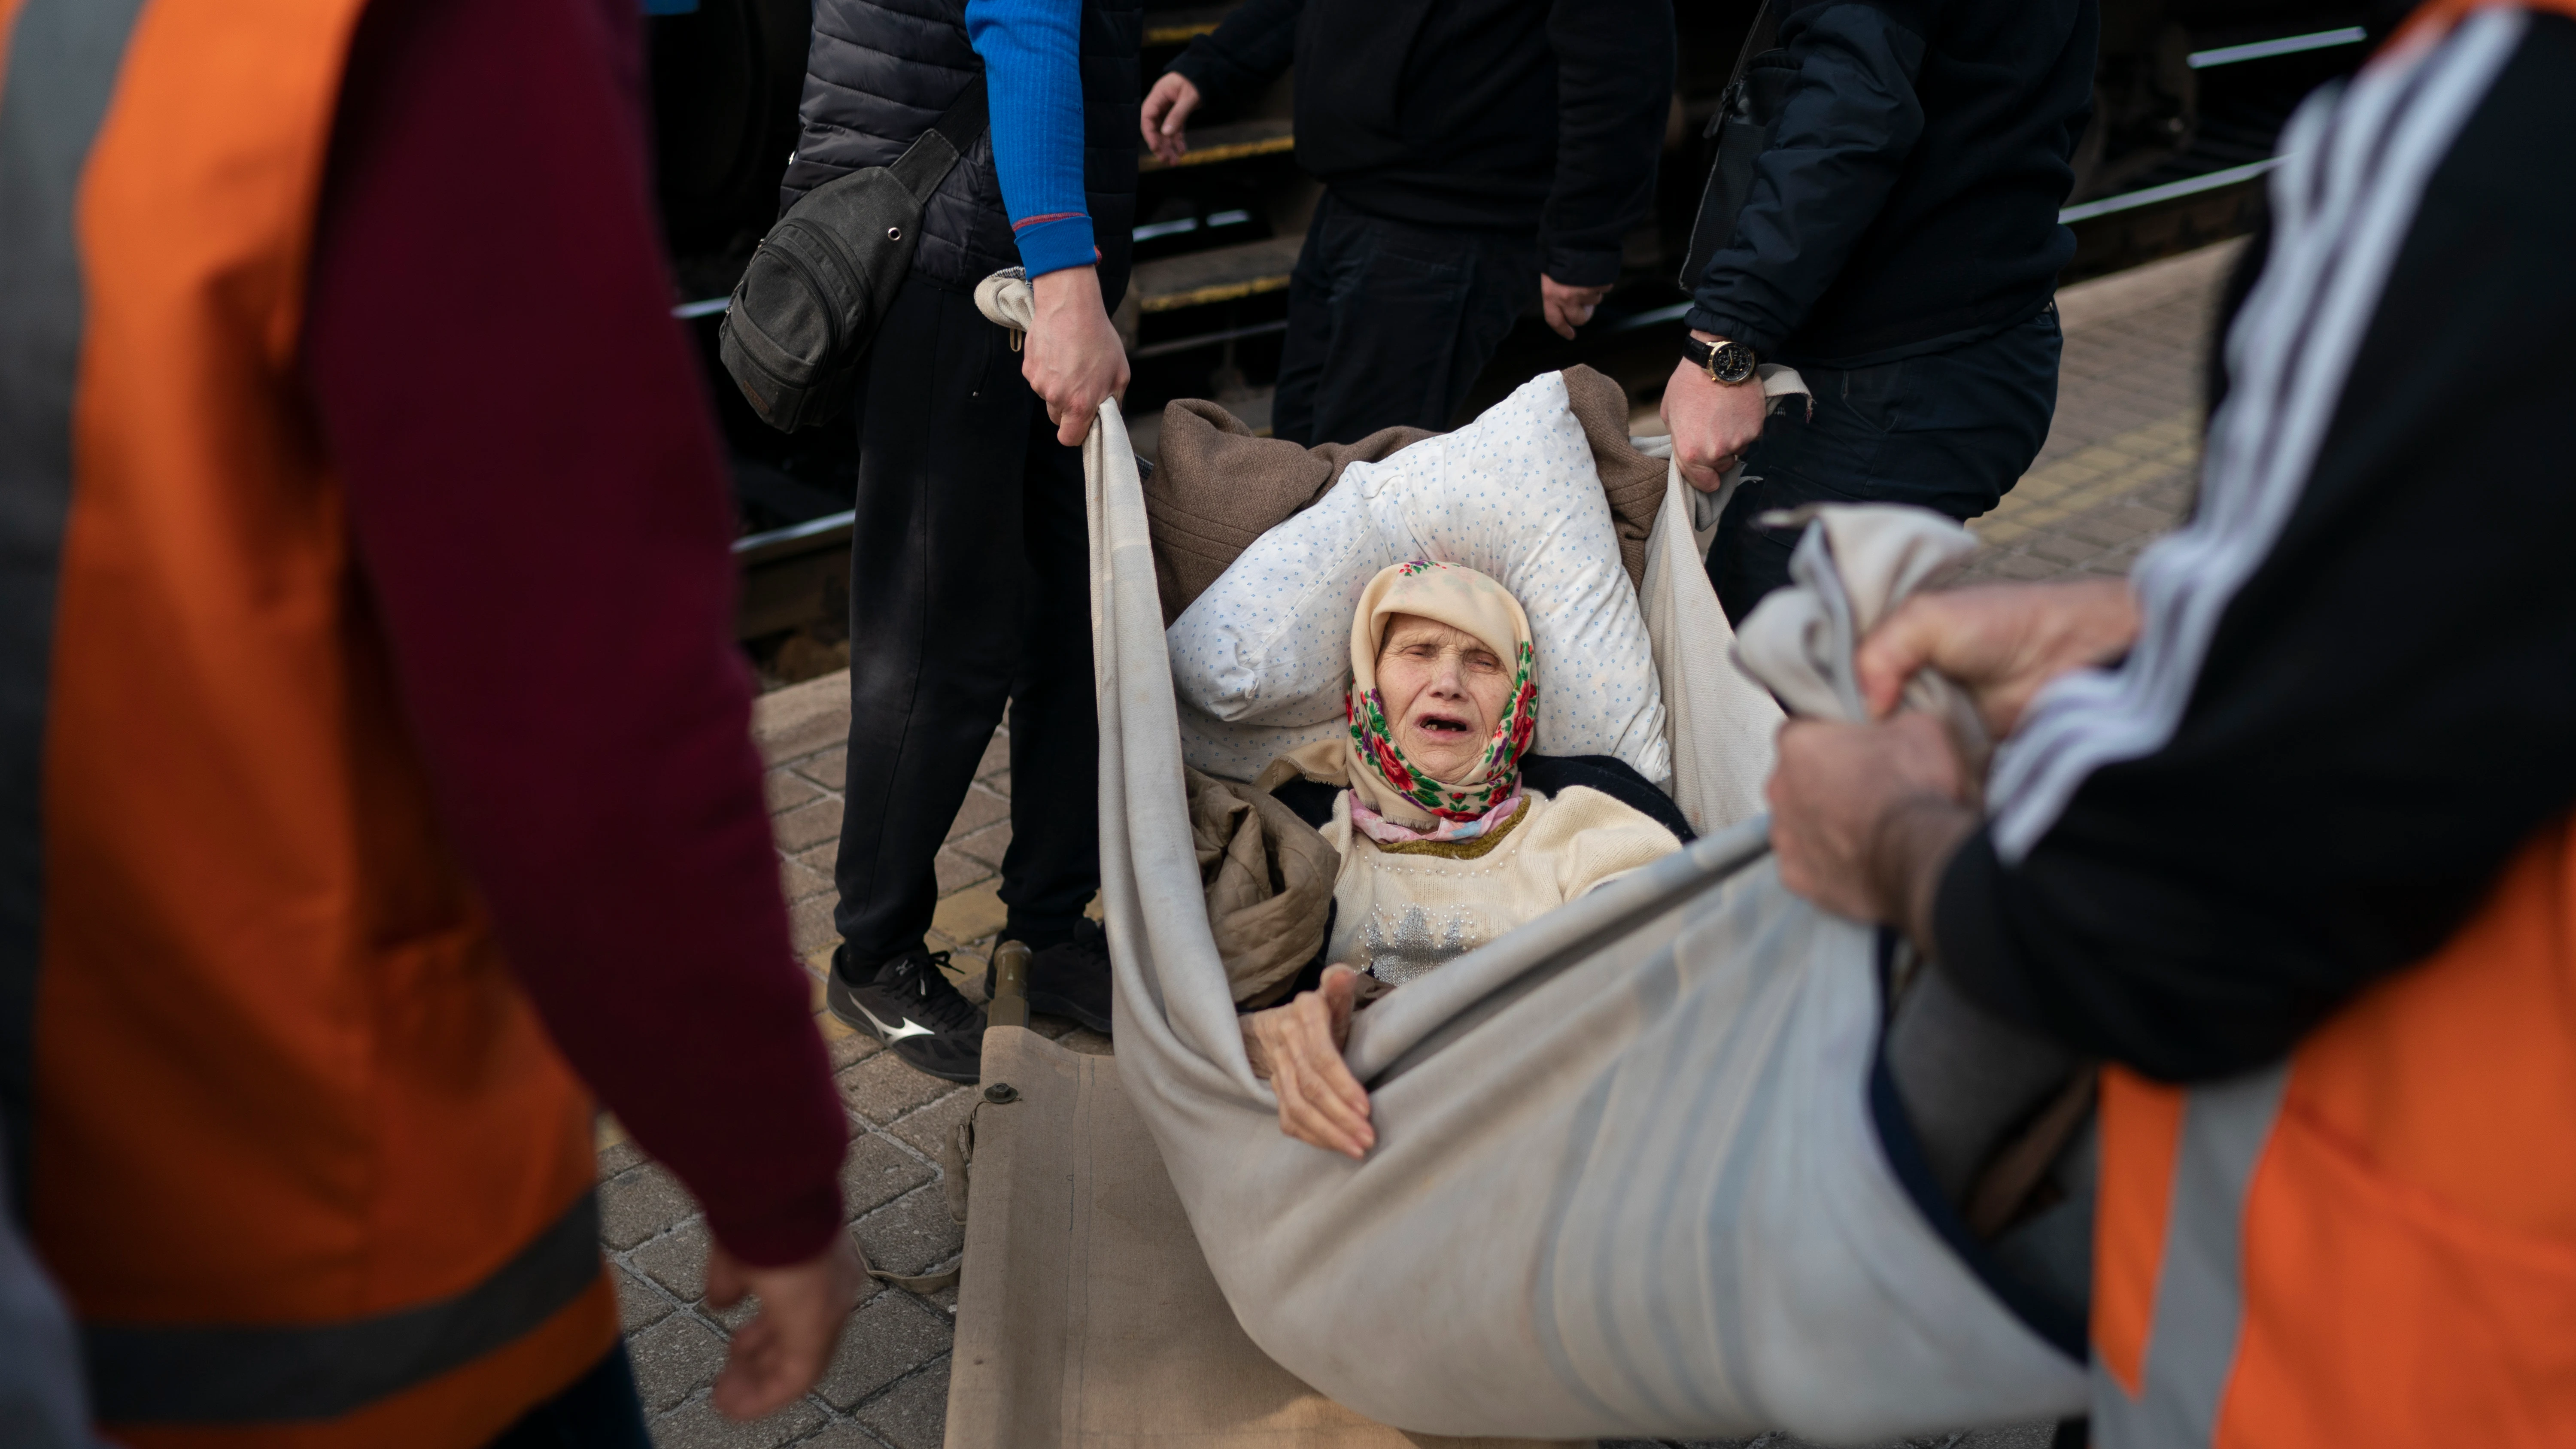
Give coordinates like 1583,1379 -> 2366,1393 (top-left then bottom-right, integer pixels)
309,0 -> 845,1265
1538,0 -> 1674,286
1687,0 -> 1927,353
1882,796 -> 1979,954
1166,0 -> 1302,109
966,0 -> 1096,276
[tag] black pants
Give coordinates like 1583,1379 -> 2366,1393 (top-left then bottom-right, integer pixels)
1709,307 -> 2064,623
833,278 -> 1099,966
486,1344 -> 649,1449
1270,191 -> 1538,447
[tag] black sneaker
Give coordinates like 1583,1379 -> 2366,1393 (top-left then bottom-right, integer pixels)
987,918 -> 1113,1035
827,946 -> 984,1083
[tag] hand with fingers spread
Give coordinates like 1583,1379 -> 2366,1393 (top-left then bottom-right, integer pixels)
705,1230 -> 867,1421
1140,71 -> 1201,166
1855,577 -> 2141,737
1660,333 -> 1768,493
1242,964 -> 1374,1159
1540,275 -> 1613,340
1024,264 -> 1132,447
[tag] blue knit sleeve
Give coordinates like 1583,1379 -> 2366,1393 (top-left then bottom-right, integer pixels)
965,0 -> 1097,278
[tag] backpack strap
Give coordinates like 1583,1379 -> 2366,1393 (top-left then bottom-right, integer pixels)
888,74 -> 991,207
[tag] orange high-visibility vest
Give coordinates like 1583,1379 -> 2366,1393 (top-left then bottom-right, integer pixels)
0,0 -> 613,1444
2085,5 -> 2576,1444
2090,817 -> 2576,1446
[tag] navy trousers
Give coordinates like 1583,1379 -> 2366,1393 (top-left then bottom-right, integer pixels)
1708,307 -> 2063,623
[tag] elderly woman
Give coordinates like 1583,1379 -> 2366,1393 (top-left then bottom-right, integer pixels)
1243,559 -> 1686,1157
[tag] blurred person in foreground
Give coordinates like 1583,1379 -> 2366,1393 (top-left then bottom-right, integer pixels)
1765,2 -> 2576,1440
0,0 -> 856,1440
1664,0 -> 2096,623
1142,0 -> 1674,445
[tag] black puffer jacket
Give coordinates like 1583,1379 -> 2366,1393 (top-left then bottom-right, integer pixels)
781,0 -> 1140,304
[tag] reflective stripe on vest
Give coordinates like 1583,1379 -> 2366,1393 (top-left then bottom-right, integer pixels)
2090,1068 -> 2287,1449
84,1192 -> 602,1424
2093,815 -> 2576,1449
0,0 -> 145,1220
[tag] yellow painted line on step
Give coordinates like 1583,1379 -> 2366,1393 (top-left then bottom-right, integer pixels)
1974,409 -> 2202,546
1140,133 -> 1296,170
1140,272 -> 1293,312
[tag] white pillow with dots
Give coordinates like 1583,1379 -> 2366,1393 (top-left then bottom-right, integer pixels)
1166,371 -> 1670,787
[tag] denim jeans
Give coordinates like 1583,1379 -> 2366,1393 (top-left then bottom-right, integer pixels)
1270,191 -> 1539,447
1708,307 -> 2063,623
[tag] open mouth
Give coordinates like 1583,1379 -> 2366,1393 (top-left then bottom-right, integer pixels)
1411,710 -> 1475,739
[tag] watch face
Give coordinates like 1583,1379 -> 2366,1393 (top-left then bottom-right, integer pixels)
1711,342 -> 1757,385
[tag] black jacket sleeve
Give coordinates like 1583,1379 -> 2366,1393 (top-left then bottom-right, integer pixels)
1536,0 -> 1675,287
1932,21 -> 2576,1082
1686,0 -> 1929,353
1166,0 -> 1303,110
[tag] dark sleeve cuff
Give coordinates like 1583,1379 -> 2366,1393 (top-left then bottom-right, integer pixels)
702,1172 -> 847,1269
1165,42 -> 1248,109
1683,305 -> 1782,356
1542,245 -> 1623,289
1929,826 -> 2045,1029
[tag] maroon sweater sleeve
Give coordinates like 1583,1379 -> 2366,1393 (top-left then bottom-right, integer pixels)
303,0 -> 846,1265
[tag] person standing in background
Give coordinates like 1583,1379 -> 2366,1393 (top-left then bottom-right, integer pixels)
1664,0 -> 2097,623
783,0 -> 1139,1078
0,0 -> 858,1439
1141,0 -> 1675,446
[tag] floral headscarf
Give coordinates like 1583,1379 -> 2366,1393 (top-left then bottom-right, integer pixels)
1342,560 -> 1537,843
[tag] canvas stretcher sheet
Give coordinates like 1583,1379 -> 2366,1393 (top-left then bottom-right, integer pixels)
940,398 -> 2084,1446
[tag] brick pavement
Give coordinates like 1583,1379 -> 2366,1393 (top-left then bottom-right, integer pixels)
604,240 -> 2241,1447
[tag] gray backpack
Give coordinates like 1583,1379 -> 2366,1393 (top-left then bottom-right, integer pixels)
718,77 -> 989,432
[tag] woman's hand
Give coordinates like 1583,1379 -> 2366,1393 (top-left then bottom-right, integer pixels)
1855,578 -> 2142,737
1241,965 -> 1374,1159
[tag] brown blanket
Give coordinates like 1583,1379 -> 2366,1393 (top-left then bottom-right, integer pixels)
1145,366 -> 1668,624
1184,766 -> 1340,1009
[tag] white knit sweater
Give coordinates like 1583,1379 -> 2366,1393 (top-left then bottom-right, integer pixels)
1321,786 -> 1683,984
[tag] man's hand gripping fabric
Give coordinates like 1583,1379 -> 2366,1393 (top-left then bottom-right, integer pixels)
1771,579 -> 2142,945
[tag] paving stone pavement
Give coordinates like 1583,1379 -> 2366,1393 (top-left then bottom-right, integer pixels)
1954,238 -> 2237,583
599,674 -> 1106,1448
601,240 -> 2241,1447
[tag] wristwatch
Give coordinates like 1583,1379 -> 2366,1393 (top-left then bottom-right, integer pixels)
1683,335 -> 1759,386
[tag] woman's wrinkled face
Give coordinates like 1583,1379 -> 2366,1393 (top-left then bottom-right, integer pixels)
1376,613 -> 1512,785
